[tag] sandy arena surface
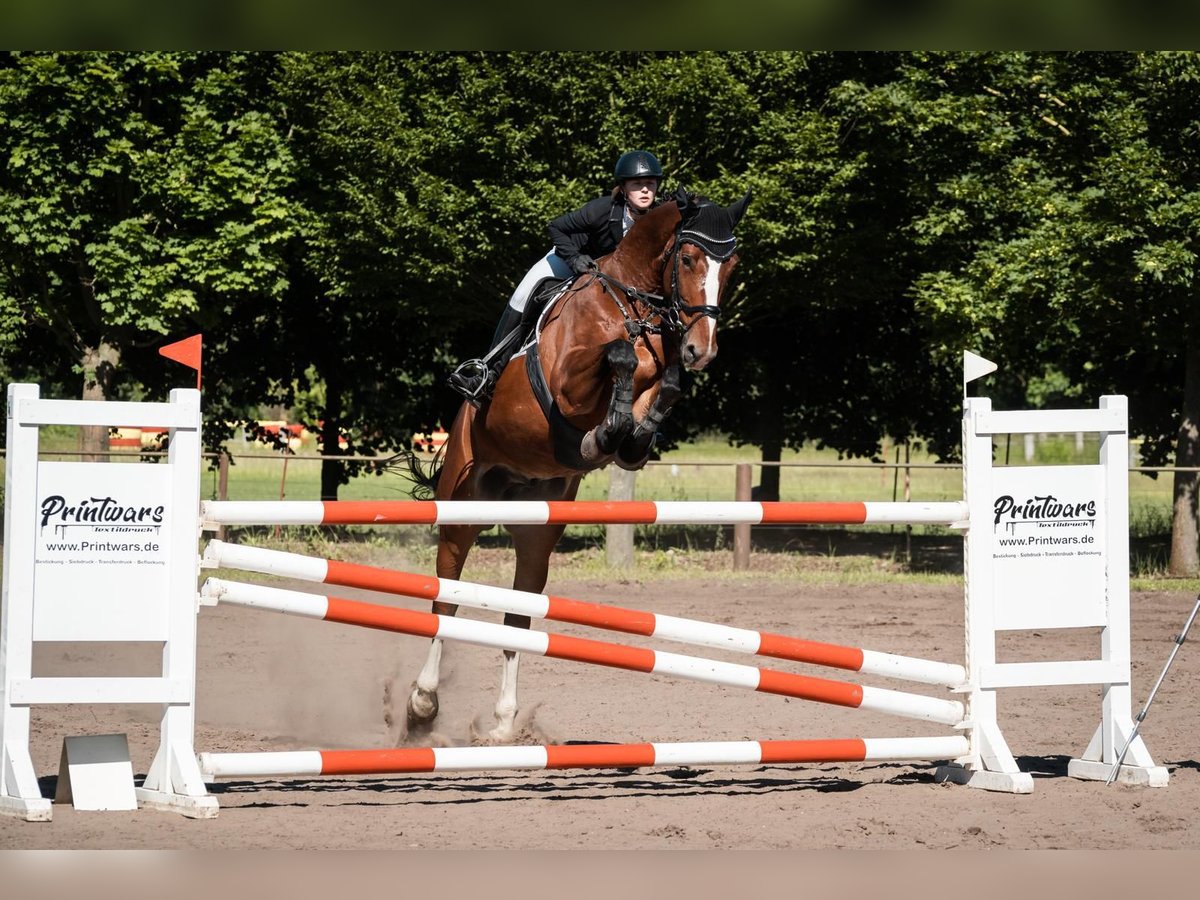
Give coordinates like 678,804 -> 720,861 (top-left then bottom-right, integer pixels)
2,545 -> 1198,851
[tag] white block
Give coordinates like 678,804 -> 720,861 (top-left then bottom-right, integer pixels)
55,734 -> 138,811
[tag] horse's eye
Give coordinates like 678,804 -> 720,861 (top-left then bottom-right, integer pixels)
682,256 -> 694,269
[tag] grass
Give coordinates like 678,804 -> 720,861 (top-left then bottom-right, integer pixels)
206,523 -> 1200,597
214,524 -> 1200,593
214,524 -> 963,588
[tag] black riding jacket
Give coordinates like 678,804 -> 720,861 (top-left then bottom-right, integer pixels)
549,194 -> 660,265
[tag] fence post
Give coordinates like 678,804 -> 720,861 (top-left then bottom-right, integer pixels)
606,466 -> 636,569
733,463 -> 752,570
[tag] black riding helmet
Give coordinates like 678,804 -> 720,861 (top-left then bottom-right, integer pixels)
614,149 -> 664,182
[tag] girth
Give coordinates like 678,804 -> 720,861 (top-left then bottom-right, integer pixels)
524,342 -> 592,471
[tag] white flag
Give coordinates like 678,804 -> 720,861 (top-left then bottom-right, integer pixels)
963,350 -> 998,386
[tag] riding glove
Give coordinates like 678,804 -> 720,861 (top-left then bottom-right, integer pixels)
570,254 -> 596,275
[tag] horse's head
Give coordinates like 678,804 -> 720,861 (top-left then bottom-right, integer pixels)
665,189 -> 751,371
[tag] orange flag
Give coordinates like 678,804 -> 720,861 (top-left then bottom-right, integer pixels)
159,334 -> 203,390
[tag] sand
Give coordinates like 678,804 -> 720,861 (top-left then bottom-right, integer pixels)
2,549 -> 1197,850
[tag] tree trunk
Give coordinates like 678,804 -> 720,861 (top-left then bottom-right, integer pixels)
79,342 -> 119,461
754,377 -> 784,502
1169,346 -> 1200,575
319,376 -> 345,501
757,437 -> 782,502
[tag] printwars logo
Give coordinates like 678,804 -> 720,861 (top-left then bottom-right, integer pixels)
993,493 -> 1097,534
40,495 -> 165,538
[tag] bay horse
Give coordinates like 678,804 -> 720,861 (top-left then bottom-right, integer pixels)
404,188 -> 750,742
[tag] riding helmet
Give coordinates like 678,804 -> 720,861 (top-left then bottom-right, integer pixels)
614,150 -> 664,182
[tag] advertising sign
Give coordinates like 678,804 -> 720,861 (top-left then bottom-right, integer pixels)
988,464 -> 1107,630
32,461 -> 173,641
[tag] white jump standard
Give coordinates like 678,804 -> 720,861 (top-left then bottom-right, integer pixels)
0,384 -> 216,821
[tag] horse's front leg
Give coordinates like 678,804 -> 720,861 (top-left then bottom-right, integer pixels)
406,523 -> 483,732
580,339 -> 637,465
407,601 -> 452,727
616,363 -> 682,470
486,523 -> 568,742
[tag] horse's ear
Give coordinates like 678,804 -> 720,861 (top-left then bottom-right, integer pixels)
727,190 -> 752,228
674,186 -> 692,211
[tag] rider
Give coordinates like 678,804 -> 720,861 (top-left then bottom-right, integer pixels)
448,149 -> 664,406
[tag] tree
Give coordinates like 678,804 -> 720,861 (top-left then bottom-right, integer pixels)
1025,52 -> 1200,574
0,51 -> 298,452
885,52 -> 1200,573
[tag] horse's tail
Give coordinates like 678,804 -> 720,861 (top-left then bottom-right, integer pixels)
381,447 -> 443,500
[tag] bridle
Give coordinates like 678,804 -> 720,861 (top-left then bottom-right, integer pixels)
588,219 -> 732,341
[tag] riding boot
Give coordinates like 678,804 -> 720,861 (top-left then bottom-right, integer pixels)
448,304 -> 527,407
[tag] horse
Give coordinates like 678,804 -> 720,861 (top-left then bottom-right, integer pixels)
403,188 -> 751,742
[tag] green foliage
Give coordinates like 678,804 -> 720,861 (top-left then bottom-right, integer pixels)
0,53 -> 298,384
6,50 -> 1200,543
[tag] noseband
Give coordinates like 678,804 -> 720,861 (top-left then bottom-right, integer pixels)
666,235 -> 726,333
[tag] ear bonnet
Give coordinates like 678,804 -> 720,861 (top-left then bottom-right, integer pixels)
674,189 -> 752,261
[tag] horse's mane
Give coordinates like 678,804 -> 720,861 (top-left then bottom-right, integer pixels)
608,200 -> 683,272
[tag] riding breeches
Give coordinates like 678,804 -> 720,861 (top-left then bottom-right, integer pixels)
507,249 -> 574,313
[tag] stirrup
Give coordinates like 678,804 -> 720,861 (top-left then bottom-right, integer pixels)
447,359 -> 493,407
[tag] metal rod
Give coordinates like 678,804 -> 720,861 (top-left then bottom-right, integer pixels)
1107,594 -> 1200,784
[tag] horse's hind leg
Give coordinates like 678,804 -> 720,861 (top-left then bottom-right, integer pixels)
618,363 -> 682,469
485,522 -> 568,742
581,339 -> 637,465
406,522 -> 484,732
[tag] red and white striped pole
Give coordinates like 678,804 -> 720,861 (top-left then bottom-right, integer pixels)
201,578 -> 964,726
201,499 -> 967,528
199,735 -> 970,779
202,541 -> 965,688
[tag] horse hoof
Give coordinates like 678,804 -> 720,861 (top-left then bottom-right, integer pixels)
615,453 -> 649,471
481,710 -> 518,744
406,688 -> 439,728
580,430 -> 614,466
486,724 -> 516,744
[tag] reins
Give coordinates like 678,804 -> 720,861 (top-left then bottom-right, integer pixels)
587,270 -> 668,340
